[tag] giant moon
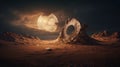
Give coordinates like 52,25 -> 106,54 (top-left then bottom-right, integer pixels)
37,14 -> 58,32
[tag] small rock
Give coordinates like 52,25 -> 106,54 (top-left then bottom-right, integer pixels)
45,47 -> 52,51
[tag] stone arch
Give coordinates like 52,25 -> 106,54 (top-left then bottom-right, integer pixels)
57,18 -> 99,44
57,18 -> 82,43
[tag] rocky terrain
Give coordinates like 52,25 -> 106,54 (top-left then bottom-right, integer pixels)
0,32 -> 41,45
0,32 -> 120,67
91,30 -> 120,45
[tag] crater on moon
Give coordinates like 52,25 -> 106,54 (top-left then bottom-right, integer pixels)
37,14 -> 58,32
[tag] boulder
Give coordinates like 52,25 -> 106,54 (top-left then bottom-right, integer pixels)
57,18 -> 99,44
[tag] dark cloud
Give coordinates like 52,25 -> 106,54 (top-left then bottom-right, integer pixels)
0,0 -> 120,39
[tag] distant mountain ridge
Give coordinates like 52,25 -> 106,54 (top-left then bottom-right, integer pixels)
0,32 -> 40,44
91,30 -> 120,42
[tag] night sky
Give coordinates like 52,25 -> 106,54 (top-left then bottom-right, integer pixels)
0,0 -> 120,39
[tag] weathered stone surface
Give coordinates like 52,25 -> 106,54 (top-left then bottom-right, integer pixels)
57,18 -> 81,43
57,18 -> 98,44
91,31 -> 120,42
0,32 -> 40,43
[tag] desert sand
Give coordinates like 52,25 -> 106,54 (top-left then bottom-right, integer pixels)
0,33 -> 120,67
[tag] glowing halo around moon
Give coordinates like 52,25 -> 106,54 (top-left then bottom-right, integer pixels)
37,14 -> 58,32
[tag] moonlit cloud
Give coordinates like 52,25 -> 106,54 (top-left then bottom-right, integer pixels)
0,0 -> 119,39
9,9 -> 69,32
0,8 -> 68,39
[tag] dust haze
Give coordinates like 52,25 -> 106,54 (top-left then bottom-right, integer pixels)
0,0 -> 120,67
